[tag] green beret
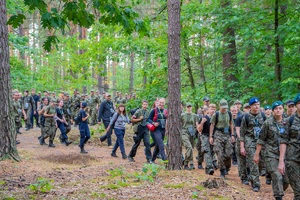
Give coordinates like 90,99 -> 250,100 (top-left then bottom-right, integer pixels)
294,93 -> 300,105
272,101 -> 283,111
264,105 -> 271,110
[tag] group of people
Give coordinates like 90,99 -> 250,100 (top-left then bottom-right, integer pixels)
11,87 -> 300,200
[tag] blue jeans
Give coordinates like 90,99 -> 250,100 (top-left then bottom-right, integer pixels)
57,121 -> 67,140
152,129 -> 167,161
112,128 -> 126,154
79,123 -> 90,148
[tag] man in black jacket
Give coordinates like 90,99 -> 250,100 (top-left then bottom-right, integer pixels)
98,93 -> 115,146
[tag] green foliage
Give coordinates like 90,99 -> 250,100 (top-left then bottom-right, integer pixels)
191,191 -> 199,199
7,14 -> 26,28
134,164 -> 163,182
28,178 -> 54,193
163,183 -> 185,189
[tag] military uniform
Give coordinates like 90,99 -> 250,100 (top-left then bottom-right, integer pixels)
70,93 -> 81,123
240,112 -> 265,189
211,111 -> 233,176
37,103 -> 47,144
258,115 -> 289,199
89,94 -> 100,125
63,97 -> 72,134
12,99 -> 22,134
42,104 -> 57,147
280,113 -> 300,199
181,111 -> 198,169
22,94 -> 36,130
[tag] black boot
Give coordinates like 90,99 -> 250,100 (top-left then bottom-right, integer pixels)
64,139 -> 72,146
17,129 -> 22,134
275,197 -> 282,200
220,169 -> 226,178
122,153 -> 128,159
80,147 -> 88,154
48,140 -> 55,148
39,137 -> 47,145
25,125 -> 30,131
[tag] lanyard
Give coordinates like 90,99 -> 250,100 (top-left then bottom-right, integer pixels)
158,109 -> 164,119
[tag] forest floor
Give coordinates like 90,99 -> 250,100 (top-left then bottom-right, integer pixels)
0,125 -> 294,200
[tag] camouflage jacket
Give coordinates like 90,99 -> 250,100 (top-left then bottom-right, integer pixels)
240,111 -> 266,142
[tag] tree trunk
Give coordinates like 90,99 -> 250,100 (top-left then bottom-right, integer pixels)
143,48 -> 148,88
0,0 -> 20,161
129,51 -> 134,93
199,32 -> 207,94
166,0 -> 182,170
112,53 -> 117,96
221,0 -> 239,99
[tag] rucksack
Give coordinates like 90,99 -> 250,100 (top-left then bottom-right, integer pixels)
214,111 -> 232,127
244,112 -> 266,128
289,114 -> 295,127
153,107 -> 168,122
130,107 -> 139,117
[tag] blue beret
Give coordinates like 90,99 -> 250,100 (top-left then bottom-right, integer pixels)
272,101 -> 283,111
294,93 -> 300,104
249,97 -> 259,106
264,105 -> 271,110
82,101 -> 87,108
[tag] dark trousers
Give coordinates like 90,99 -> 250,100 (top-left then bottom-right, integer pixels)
79,123 -> 90,148
150,131 -> 156,148
100,120 -> 112,146
57,121 -> 67,140
30,109 -> 39,127
129,125 -> 151,161
232,142 -> 237,162
112,128 -> 126,154
152,129 -> 167,162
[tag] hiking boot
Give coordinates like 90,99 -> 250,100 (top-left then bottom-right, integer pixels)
16,140 -> 20,145
213,161 -> 218,170
39,137 -> 47,145
275,197 -> 282,200
260,169 -> 266,176
198,164 -> 204,169
128,156 -> 135,162
220,169 -> 226,178
242,180 -> 249,185
111,152 -> 117,157
184,165 -> 190,170
122,153 -> 128,159
252,186 -> 260,192
224,169 -> 229,175
232,160 -> 238,166
80,147 -> 88,154
266,179 -> 272,185
48,140 -> 55,148
189,163 -> 195,170
64,139 -> 72,146
207,169 -> 214,175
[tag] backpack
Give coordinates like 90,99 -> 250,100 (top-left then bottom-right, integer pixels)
153,107 -> 168,122
111,114 -> 120,129
130,107 -> 139,117
289,114 -> 295,127
244,112 -> 266,128
214,111 -> 232,127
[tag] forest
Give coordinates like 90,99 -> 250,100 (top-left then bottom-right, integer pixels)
7,0 -> 300,110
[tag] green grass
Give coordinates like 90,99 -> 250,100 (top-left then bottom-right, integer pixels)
163,183 -> 185,189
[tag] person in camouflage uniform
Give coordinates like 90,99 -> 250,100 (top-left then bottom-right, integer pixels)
89,90 -> 100,126
254,101 -> 289,200
51,92 -> 58,102
40,99 -> 57,148
38,97 -> 49,145
198,105 -> 215,175
264,105 -> 272,118
181,103 -> 199,170
278,93 -> 300,200
209,99 -> 235,178
240,97 -> 266,192
56,100 -> 72,146
62,93 -> 72,134
12,91 -> 26,138
116,93 -> 126,104
235,103 -> 250,185
283,99 -> 296,118
196,105 -> 208,169
22,90 -> 36,131
128,100 -> 152,163
70,89 -> 81,125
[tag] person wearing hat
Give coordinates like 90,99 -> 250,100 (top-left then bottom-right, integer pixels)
37,97 -> 49,145
78,101 -> 91,153
51,92 -> 58,103
264,105 -> 272,118
42,91 -> 51,103
253,101 -> 289,200
31,88 -> 40,128
70,89 -> 81,126
209,99 -> 235,178
40,99 -> 57,148
243,103 -> 250,113
89,89 -> 100,126
116,92 -> 126,104
22,90 -> 36,131
180,103 -> 199,170
62,93 -> 72,135
202,96 -> 210,107
283,99 -> 296,118
240,97 -> 267,192
278,93 -> 300,200
12,91 -> 26,136
56,99 -> 72,146
98,93 -> 115,146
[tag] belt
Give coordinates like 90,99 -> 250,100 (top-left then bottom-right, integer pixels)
215,128 -> 224,132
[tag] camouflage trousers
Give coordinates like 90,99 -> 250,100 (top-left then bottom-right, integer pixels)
266,157 -> 289,198
236,137 -> 248,181
43,119 -> 56,141
90,108 -> 98,125
286,160 -> 300,200
201,134 -> 214,173
196,133 -> 204,164
24,109 -> 32,127
181,129 -> 195,165
213,131 -> 233,171
245,136 -> 260,187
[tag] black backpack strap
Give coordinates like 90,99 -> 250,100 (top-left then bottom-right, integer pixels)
215,111 -> 219,127
228,111 -> 232,122
261,112 -> 267,121
245,113 -> 250,128
289,114 -> 295,127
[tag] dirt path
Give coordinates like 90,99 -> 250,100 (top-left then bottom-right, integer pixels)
0,125 -> 294,200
